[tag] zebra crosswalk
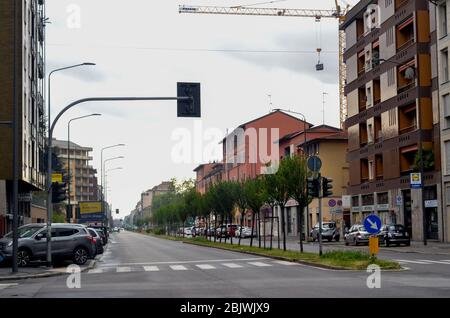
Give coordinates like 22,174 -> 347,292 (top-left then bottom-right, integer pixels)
0,283 -> 18,291
395,259 -> 450,266
87,260 -> 298,275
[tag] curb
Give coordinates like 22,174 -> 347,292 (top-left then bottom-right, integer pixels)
0,259 -> 96,282
179,240 -> 404,272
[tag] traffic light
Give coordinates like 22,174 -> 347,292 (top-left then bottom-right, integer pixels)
307,177 -> 320,198
177,82 -> 201,117
51,182 -> 67,204
322,177 -> 333,197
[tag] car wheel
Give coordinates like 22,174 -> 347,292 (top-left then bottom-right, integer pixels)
354,238 -> 359,246
345,239 -> 349,246
405,241 -> 410,246
384,238 -> 390,247
335,236 -> 340,242
17,249 -> 31,267
73,247 -> 89,265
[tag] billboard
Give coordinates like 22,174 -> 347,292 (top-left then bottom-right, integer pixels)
77,201 -> 104,223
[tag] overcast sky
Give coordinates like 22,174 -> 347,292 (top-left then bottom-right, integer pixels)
46,0 -> 358,219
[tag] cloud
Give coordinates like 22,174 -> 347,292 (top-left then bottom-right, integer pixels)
219,28 -> 339,84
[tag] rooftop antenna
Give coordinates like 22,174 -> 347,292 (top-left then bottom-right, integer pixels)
322,92 -> 328,125
267,94 -> 272,112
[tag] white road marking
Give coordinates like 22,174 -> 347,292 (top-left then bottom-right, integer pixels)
99,257 -> 268,267
143,266 -> 160,272
196,264 -> 216,270
417,260 -> 450,265
88,268 -> 104,274
395,259 -> 436,264
170,265 -> 188,271
0,283 -> 18,290
273,260 -> 298,266
222,263 -> 244,268
248,261 -> 272,267
116,266 -> 131,273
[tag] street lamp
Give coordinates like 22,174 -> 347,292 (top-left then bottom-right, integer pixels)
102,157 -> 124,225
100,144 -> 125,212
104,167 -> 123,227
271,108 -> 309,253
67,113 -> 101,223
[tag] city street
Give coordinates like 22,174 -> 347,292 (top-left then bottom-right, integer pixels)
1,231 -> 450,298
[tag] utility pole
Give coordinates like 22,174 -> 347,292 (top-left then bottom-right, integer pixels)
318,173 -> 323,256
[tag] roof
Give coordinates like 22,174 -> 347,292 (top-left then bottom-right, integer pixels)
340,0 -> 374,30
221,109 -> 312,144
297,131 -> 348,147
52,138 -> 92,151
278,124 -> 342,144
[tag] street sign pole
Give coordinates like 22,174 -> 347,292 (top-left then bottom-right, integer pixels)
318,173 -> 323,256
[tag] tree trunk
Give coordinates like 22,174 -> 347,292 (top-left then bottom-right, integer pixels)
223,215 -> 227,244
214,212 -> 217,243
299,206 -> 304,253
238,209 -> 244,246
280,205 -> 286,251
263,212 -> 266,249
258,212 -> 262,248
270,214 -> 274,250
229,216 -> 233,245
250,212 -> 255,247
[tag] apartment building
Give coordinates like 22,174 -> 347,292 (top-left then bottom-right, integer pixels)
278,125 -> 349,237
194,162 -> 224,194
0,0 -> 46,235
140,181 -> 173,219
437,0 -> 450,242
343,0 -> 442,241
52,139 -> 99,219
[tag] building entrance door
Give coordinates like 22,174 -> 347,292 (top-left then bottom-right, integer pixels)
426,207 -> 439,240
402,190 -> 412,238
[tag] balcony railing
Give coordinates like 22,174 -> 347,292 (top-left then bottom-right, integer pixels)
397,38 -> 414,52
397,82 -> 415,94
399,123 -> 417,135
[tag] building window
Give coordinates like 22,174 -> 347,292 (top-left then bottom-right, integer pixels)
445,141 -> 450,174
369,160 -> 374,180
385,0 -> 392,7
444,94 -> 450,128
446,186 -> 450,205
442,49 -> 449,83
387,68 -> 395,86
439,3 -> 448,38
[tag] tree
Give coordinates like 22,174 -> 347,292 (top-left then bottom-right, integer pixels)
263,158 -> 292,251
282,155 -> 311,252
244,177 -> 267,247
232,180 -> 248,246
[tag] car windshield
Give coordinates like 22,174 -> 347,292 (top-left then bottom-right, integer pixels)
4,226 -> 43,239
388,225 -> 404,232
358,226 -> 367,232
323,223 -> 335,229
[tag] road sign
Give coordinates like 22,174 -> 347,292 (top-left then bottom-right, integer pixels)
369,237 -> 379,255
410,172 -> 422,189
307,155 -> 322,172
363,214 -> 382,234
328,199 -> 336,207
52,173 -> 62,183
396,195 -> 403,206
342,195 -> 351,208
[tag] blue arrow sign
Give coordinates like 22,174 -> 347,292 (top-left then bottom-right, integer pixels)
364,214 -> 382,234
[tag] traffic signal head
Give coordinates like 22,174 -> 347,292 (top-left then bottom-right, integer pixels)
322,177 -> 333,197
51,182 -> 67,204
307,177 -> 320,198
177,82 -> 201,117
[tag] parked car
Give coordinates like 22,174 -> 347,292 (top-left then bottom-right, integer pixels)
90,225 -> 108,245
234,226 -> 255,238
344,224 -> 370,246
206,227 -> 216,236
377,224 -> 410,247
87,228 -> 104,255
183,227 -> 192,236
310,222 -> 340,242
0,223 -> 96,267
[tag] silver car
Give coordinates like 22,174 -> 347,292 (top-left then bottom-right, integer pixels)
344,224 -> 370,246
0,223 -> 96,267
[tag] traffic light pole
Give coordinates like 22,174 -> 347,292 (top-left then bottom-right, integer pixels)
318,173 -> 323,256
46,96 -> 192,267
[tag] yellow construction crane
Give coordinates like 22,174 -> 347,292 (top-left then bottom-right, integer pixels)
179,1 -> 350,128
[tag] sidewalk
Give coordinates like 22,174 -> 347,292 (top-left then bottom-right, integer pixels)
0,260 -> 96,282
203,235 -> 450,255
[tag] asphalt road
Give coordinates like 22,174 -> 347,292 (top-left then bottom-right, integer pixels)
1,230 -> 450,298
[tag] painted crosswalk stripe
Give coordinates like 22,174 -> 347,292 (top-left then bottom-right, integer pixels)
170,265 -> 188,271
88,268 -> 104,274
143,266 -> 160,272
417,260 -> 450,265
395,259 -> 433,264
0,283 -> 18,290
248,261 -> 272,267
222,263 -> 243,268
116,267 -> 131,272
273,260 -> 298,266
196,264 -> 216,270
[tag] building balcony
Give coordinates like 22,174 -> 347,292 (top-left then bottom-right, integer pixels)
397,82 -> 415,94
399,123 -> 417,135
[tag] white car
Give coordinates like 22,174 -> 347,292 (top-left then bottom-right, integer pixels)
183,227 -> 192,236
235,226 -> 255,238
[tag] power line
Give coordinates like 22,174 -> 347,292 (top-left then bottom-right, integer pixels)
47,43 -> 338,54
